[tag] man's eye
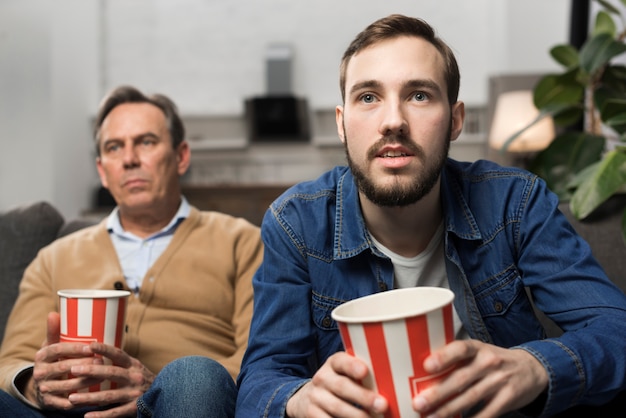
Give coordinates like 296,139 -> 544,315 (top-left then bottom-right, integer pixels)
413,92 -> 428,101
105,144 -> 120,153
360,94 -> 376,103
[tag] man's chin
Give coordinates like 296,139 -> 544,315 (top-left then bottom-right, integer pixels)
118,196 -> 157,213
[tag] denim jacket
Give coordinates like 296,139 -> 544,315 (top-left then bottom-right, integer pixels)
236,159 -> 626,417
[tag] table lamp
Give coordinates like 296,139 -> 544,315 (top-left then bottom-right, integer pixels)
488,90 -> 555,154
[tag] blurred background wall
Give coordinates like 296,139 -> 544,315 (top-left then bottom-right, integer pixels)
0,0 -> 570,219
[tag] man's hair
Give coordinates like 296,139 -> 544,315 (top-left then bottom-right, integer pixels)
93,85 -> 185,156
339,14 -> 460,105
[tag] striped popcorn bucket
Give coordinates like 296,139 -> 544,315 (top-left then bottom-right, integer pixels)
331,287 -> 459,418
58,289 -> 130,392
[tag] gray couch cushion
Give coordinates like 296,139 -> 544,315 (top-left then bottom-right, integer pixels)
0,202 -> 64,344
559,194 -> 626,292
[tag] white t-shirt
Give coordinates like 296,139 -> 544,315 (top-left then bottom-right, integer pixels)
369,222 -> 468,339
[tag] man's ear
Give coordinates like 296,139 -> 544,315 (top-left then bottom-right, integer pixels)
95,157 -> 108,189
177,141 -> 191,176
336,105 -> 346,144
450,101 -> 465,142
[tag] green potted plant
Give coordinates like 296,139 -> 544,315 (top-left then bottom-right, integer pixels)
503,0 -> 626,241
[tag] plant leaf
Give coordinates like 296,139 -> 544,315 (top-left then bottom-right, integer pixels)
597,0 -> 622,14
593,10 -> 617,37
566,161 -> 601,190
534,71 -> 585,109
580,33 -> 626,75
553,106 -> 585,126
550,44 -> 580,68
570,149 -> 626,219
529,132 -> 605,199
600,65 -> 626,96
533,70 -> 585,127
605,113 -> 626,135
597,97 -> 626,134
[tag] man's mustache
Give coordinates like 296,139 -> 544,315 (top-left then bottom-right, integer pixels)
367,134 -> 424,160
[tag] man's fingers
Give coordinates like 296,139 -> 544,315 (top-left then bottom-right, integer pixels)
88,342 -> 133,368
322,353 -> 387,415
34,356 -> 98,384
328,352 -> 369,380
35,343 -> 94,364
424,339 -> 479,373
70,363 -> 128,383
46,311 -> 61,346
38,374 -> 102,402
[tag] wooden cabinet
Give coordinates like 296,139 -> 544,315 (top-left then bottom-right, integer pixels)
182,184 -> 291,226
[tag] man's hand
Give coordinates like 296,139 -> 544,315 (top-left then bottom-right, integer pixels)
285,352 -> 387,418
65,342 -> 155,418
28,312 -> 155,418
412,339 -> 549,418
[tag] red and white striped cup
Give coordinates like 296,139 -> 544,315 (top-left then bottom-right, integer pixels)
58,289 -> 130,392
331,287 -> 458,418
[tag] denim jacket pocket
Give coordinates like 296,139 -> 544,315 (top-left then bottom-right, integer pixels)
472,266 -> 543,345
312,291 -> 348,331
473,266 -> 524,317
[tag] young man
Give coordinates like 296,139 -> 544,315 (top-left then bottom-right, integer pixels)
236,15 -> 626,417
0,86 -> 263,417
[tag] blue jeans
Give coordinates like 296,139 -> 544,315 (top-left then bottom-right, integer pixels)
0,356 -> 236,418
0,391 -> 107,417
137,356 -> 236,418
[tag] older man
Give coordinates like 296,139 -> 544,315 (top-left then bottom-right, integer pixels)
0,86 -> 263,418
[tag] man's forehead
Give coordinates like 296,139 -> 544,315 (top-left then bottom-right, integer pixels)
344,36 -> 446,90
105,102 -> 164,122
101,102 -> 166,135
100,102 -> 169,142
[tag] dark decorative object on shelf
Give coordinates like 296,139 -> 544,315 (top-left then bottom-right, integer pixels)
245,96 -> 310,143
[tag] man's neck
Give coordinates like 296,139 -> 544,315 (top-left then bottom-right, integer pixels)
118,198 -> 181,239
360,184 -> 442,258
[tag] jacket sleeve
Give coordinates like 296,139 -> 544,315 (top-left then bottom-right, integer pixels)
515,177 -> 626,416
236,209 -> 316,418
0,246 -> 57,398
219,220 -> 264,381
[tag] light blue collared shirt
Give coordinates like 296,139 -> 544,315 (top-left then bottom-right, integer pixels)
106,197 -> 190,293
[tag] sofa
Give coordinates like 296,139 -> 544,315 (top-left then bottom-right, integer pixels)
1,199 -> 625,412
2,197 -> 626,340
0,201 -> 95,344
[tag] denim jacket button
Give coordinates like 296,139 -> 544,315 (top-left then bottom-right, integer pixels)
322,316 -> 332,327
378,282 -> 388,291
494,301 -> 504,312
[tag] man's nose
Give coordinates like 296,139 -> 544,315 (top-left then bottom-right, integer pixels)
379,101 -> 409,136
122,146 -> 140,168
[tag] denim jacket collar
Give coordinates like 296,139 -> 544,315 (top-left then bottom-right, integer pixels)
440,164 -> 483,242
334,161 -> 483,261
333,169 -> 375,260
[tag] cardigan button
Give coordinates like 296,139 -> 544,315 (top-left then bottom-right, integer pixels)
114,281 -> 124,290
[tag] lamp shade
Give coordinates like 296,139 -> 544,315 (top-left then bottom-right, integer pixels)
488,90 -> 555,152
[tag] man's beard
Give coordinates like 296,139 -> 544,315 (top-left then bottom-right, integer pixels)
344,124 -> 451,207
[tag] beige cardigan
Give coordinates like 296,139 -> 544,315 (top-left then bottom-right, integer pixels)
0,207 -> 263,396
